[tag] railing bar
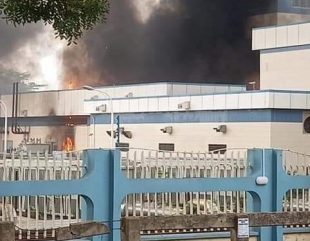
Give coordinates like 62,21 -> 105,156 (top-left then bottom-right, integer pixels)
125,196 -> 129,217
203,154 -> 207,214
296,188 -> 299,211
223,152 -> 227,213
133,151 -> 137,179
60,195 -> 64,227
290,189 -> 293,212
26,195 -> 30,238
52,195 -> 56,236
176,153 -> 180,215
126,151 -> 130,179
68,153 -> 73,224
43,195 -> 47,238
18,196 -> 22,239
131,193 -> 135,217
2,151 -> 6,222
139,193 -> 143,217
302,188 -> 305,211
76,195 -> 80,224
161,192 -> 165,216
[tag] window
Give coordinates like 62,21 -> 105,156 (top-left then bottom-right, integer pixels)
159,143 -> 175,151
292,0 -> 310,9
208,144 -> 227,154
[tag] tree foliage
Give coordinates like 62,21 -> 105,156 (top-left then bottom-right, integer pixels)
0,0 -> 110,44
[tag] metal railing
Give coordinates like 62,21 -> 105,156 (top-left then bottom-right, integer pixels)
121,148 -> 248,217
0,151 -> 84,239
282,150 -> 310,213
0,148 -> 309,241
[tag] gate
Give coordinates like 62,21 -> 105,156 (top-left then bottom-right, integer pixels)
0,148 -> 309,241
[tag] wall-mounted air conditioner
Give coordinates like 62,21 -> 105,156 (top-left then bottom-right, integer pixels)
177,101 -> 191,110
96,104 -> 107,112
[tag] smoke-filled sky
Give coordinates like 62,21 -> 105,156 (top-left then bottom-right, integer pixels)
0,0 -> 272,90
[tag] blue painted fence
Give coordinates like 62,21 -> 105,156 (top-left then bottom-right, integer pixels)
0,149 -> 309,241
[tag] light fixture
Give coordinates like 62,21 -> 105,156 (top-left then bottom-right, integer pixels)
122,130 -> 133,139
125,92 -> 133,98
107,127 -> 133,139
160,126 -> 173,135
213,125 -> 227,133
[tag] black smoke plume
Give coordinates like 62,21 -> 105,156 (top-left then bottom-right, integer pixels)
63,0 -> 272,87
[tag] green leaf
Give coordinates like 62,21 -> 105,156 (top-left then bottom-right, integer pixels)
0,0 -> 110,45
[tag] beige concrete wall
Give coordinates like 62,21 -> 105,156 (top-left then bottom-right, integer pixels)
6,122 -> 310,155
270,122 -> 310,154
4,122 -> 272,152
3,122 -> 271,152
260,46 -> 310,91
90,122 -> 272,152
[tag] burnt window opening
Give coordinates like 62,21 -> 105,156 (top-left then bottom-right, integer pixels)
64,115 -> 88,126
159,143 -> 175,152
208,144 -> 227,154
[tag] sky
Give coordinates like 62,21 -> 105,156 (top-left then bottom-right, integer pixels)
0,0 -> 271,92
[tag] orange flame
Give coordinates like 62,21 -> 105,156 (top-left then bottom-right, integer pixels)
63,137 -> 74,152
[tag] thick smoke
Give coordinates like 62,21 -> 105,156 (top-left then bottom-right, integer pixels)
0,21 -> 42,59
0,21 -> 44,94
63,0 -> 272,87
0,1 -> 272,89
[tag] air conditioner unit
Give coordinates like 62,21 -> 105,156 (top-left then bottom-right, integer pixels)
303,112 -> 310,134
96,104 -> 107,112
160,126 -> 173,135
177,101 -> 191,110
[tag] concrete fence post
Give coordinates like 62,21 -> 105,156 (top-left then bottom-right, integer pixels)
0,222 -> 15,241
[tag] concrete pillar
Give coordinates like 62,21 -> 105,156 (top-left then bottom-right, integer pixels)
0,222 -> 15,241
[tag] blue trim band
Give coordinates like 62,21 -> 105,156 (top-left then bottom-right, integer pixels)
279,0 -> 310,14
91,109 -> 302,125
261,45 -> 310,54
0,110 -> 303,127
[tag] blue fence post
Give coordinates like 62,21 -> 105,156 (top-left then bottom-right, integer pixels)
89,149 -> 125,241
257,149 -> 284,241
83,149 -> 115,241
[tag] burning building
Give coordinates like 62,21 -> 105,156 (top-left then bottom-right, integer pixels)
0,2 -> 310,155
2,17 -> 310,156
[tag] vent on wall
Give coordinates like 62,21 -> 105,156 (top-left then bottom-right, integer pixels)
209,144 -> 227,154
159,143 -> 175,151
